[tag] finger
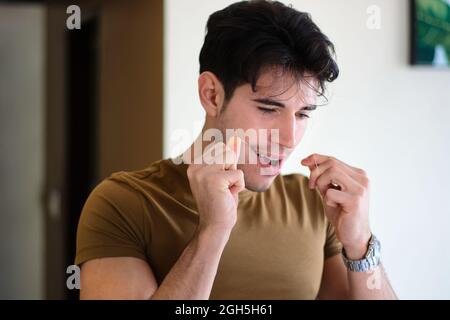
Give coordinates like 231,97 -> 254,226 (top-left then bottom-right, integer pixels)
315,167 -> 361,197
222,169 -> 245,194
301,154 -> 329,180
324,188 -> 360,218
226,136 -> 241,170
303,153 -> 357,171
301,153 -> 330,167
324,188 -> 353,208
308,159 -> 366,189
323,188 -> 354,224
202,142 -> 237,170
302,154 -> 367,187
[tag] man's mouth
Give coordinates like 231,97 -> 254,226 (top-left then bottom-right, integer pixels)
248,144 -> 286,168
256,152 -> 282,167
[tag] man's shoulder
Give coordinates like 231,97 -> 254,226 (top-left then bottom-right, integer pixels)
105,158 -> 185,190
80,158 -> 185,227
108,159 -> 166,183
84,159 -> 175,206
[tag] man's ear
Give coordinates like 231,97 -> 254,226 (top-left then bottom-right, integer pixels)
198,71 -> 225,117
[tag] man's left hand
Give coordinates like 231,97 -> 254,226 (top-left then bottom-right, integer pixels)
301,153 -> 372,260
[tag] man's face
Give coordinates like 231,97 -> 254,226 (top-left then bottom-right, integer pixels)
215,69 -> 318,192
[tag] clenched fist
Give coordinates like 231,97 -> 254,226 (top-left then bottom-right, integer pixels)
187,137 -> 245,233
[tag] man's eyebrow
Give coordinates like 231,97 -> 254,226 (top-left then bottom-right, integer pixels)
252,98 -> 317,111
252,98 -> 286,108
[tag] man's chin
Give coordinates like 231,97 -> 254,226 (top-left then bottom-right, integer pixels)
244,175 -> 277,192
238,163 -> 281,192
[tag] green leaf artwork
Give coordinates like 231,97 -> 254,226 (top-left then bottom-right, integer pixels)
412,0 -> 450,67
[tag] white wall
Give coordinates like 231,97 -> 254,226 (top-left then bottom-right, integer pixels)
164,0 -> 450,299
0,4 -> 45,299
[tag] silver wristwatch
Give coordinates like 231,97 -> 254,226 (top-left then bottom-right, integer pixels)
342,234 -> 381,272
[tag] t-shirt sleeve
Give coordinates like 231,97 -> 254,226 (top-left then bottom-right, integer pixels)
75,178 -> 150,266
324,221 -> 343,259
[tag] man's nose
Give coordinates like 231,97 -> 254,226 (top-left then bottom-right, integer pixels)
276,114 -> 296,149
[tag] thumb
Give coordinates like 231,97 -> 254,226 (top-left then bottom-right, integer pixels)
226,136 -> 241,170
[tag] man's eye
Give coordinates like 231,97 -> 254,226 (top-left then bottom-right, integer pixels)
258,107 -> 276,114
297,113 -> 310,119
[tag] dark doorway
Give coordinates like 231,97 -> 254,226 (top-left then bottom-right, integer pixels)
65,17 -> 99,299
45,0 -> 163,299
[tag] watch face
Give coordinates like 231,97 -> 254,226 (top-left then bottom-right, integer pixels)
366,236 -> 381,258
366,245 -> 374,258
374,241 -> 381,255
370,238 -> 381,258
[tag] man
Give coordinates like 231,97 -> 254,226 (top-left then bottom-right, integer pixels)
76,0 -> 397,299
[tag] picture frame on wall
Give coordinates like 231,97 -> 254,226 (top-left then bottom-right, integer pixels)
410,0 -> 450,67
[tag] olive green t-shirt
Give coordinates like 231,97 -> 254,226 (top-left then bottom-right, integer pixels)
75,158 -> 342,299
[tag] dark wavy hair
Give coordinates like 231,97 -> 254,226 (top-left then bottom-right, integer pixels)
199,0 -> 339,103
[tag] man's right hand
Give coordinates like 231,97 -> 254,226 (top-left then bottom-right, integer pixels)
187,136 -> 245,233
80,136 -> 246,300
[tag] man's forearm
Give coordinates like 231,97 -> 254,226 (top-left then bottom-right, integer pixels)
348,264 -> 397,299
150,226 -> 230,300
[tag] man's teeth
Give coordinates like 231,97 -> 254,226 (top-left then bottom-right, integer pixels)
257,153 -> 280,166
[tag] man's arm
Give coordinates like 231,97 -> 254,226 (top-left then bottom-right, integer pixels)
81,139 -> 244,299
317,255 -> 397,300
80,226 -> 230,300
302,153 -> 397,300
